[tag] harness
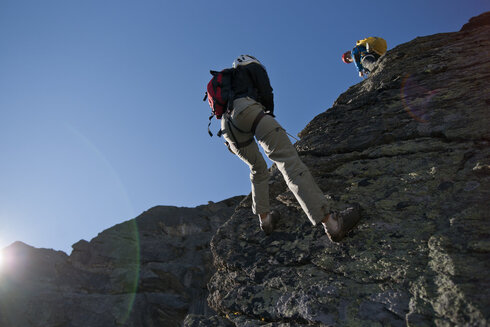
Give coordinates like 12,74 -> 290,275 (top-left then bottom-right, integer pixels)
225,110 -> 267,149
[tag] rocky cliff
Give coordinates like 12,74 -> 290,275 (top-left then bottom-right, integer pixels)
1,12 -> 489,327
0,196 -> 244,327
187,12 -> 490,327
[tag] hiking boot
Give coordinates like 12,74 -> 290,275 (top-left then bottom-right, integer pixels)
323,204 -> 361,242
259,210 -> 279,235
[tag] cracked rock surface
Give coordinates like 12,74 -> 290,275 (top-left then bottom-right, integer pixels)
0,196 -> 244,327
1,12 -> 489,327
190,12 -> 490,327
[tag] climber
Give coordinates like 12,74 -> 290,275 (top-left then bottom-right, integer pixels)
212,54 -> 361,242
342,36 -> 387,77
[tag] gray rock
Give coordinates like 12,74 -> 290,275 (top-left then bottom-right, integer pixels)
0,196 -> 244,327
207,12 -> 490,327
2,11 -> 490,327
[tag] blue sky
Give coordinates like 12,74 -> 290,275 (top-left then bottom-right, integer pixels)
1,0 -> 488,254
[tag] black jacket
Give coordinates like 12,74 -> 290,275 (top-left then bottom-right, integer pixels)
232,63 -> 274,114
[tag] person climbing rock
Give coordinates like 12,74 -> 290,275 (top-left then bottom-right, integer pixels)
342,36 -> 387,77
208,54 -> 361,242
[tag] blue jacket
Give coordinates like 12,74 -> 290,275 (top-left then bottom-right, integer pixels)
351,45 -> 368,73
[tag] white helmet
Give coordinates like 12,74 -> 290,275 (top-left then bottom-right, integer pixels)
232,54 -> 262,68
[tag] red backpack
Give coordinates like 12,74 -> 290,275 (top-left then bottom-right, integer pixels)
203,68 -> 235,136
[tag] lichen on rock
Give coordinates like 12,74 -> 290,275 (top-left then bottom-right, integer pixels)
197,12 -> 490,327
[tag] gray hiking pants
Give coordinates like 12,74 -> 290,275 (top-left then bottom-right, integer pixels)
361,53 -> 380,72
221,97 -> 329,226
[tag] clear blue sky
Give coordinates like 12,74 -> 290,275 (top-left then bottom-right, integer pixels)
1,0 -> 488,254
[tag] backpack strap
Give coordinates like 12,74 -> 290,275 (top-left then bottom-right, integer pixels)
207,114 -> 214,137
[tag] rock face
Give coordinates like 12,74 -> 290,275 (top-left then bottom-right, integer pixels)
0,196 -> 243,327
1,12 -> 489,327
193,12 -> 490,327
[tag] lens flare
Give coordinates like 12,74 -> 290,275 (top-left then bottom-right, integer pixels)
64,123 -> 139,323
401,74 -> 438,123
119,218 -> 141,324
